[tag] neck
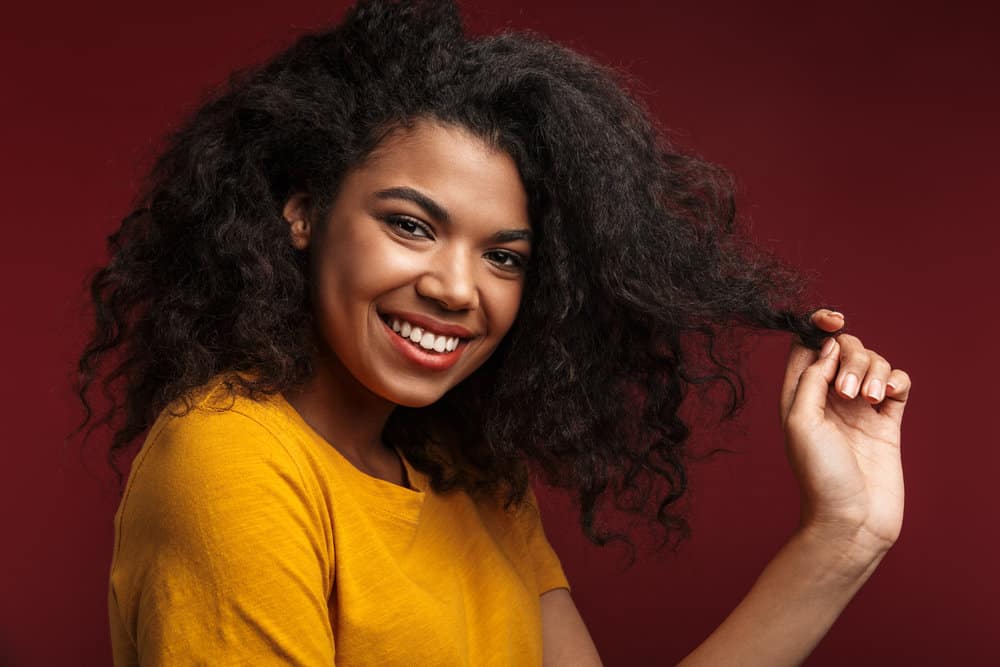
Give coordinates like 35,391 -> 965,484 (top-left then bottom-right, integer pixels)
281,346 -> 398,473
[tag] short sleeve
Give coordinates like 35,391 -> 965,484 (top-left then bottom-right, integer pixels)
108,408 -> 336,666
516,487 -> 571,595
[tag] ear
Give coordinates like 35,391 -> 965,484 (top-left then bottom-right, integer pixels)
283,192 -> 313,250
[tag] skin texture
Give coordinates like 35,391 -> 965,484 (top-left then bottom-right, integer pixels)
280,119 -> 532,478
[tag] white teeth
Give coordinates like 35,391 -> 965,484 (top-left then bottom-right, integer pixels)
384,314 -> 464,354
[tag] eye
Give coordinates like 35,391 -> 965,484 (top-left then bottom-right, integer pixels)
485,250 -> 526,272
385,215 -> 433,239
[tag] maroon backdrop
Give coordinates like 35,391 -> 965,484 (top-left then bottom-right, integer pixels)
2,1 -> 996,664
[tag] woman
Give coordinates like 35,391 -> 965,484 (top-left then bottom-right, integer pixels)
76,0 -> 911,664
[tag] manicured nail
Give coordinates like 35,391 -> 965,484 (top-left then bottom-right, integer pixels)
868,379 -> 883,401
821,337 -> 836,358
842,373 -> 859,398
828,311 -> 845,319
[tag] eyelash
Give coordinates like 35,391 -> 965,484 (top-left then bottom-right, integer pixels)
386,215 -> 432,239
384,215 -> 527,272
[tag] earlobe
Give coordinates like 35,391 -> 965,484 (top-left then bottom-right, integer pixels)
283,192 -> 312,250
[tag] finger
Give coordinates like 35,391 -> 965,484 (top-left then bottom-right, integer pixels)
861,353 -> 893,404
878,369 -> 912,424
833,334 -> 870,399
786,337 -> 841,422
810,309 -> 846,333
780,335 -> 837,424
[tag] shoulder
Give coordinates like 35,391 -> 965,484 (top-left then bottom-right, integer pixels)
502,486 -> 572,595
110,380 -> 337,664
506,486 -> 546,538
120,376 -> 316,528
113,377 -> 331,569
141,376 -> 298,479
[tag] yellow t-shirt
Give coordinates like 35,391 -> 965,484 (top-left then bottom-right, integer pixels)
108,377 -> 569,666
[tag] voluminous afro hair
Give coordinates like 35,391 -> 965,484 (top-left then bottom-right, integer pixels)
75,0 -> 836,550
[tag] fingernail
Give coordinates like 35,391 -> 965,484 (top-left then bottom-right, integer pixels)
821,337 -> 836,358
868,379 -> 883,401
828,311 -> 845,320
842,373 -> 859,398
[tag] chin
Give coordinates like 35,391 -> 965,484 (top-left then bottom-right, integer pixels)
374,378 -> 452,409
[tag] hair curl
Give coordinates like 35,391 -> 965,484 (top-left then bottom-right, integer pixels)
74,0 -> 837,551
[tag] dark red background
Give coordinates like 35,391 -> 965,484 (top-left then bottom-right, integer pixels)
2,1 -> 996,664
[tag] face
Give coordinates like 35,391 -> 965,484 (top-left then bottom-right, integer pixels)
284,119 -> 532,408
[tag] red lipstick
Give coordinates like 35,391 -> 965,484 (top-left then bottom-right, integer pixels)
379,315 -> 469,372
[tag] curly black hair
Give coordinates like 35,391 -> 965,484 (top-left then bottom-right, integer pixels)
74,0 -> 836,551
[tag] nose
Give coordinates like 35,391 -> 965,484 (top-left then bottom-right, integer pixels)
415,245 -> 480,312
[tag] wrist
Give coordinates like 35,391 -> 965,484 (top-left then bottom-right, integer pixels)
795,522 -> 891,580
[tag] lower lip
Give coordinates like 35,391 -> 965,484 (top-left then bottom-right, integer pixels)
379,316 -> 468,372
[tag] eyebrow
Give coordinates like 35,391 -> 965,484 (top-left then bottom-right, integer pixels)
373,186 -> 533,244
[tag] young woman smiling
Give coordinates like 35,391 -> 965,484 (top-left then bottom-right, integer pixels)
76,1 -> 911,665
277,122 -> 534,482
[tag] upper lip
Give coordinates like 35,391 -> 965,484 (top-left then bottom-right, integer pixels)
378,309 -> 478,339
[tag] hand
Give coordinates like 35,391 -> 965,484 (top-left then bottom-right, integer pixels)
778,309 -> 912,560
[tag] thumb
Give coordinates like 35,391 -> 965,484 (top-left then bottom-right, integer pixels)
784,337 -> 841,424
780,336 -> 839,424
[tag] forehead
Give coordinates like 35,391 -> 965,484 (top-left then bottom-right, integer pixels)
349,119 -> 531,229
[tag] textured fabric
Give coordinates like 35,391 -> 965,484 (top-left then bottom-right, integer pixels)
108,377 -> 569,666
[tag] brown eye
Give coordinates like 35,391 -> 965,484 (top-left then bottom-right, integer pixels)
385,215 -> 433,239
485,250 -> 525,271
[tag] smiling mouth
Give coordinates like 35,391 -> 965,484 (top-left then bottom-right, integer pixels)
377,312 -> 469,354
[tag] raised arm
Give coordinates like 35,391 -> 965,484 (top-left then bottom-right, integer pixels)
679,310 -> 911,665
540,311 -> 909,666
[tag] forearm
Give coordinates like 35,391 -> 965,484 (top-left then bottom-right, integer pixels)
678,529 -> 886,667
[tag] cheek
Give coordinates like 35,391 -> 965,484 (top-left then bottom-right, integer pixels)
486,281 -> 525,338
314,229 -> 401,309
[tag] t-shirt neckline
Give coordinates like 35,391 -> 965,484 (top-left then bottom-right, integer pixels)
271,390 -> 428,501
